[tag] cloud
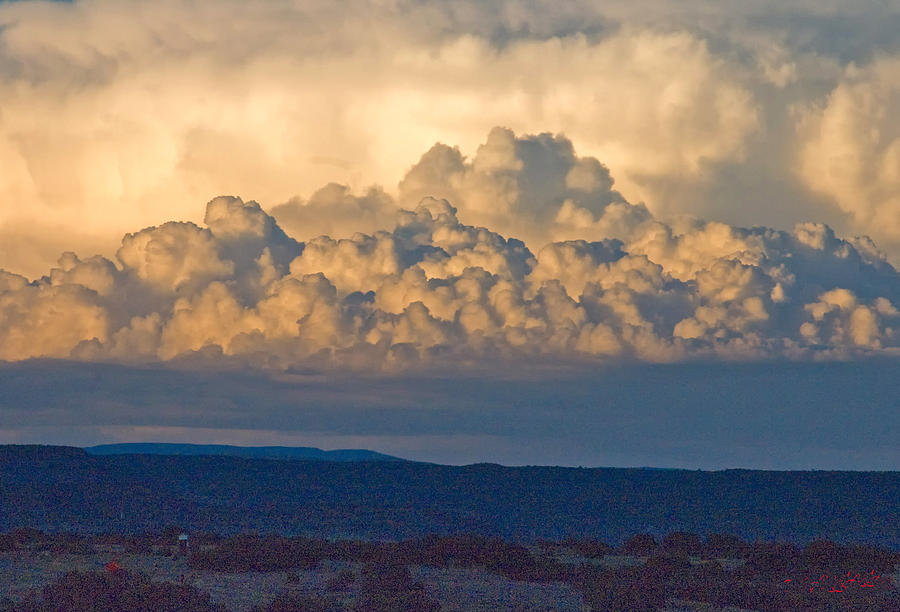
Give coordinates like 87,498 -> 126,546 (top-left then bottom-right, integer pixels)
1,127 -> 897,371
797,57 -> 900,255
3,358 -> 899,469
3,0 -> 900,280
116,221 -> 234,294
0,281 -> 109,361
270,184 -> 398,242
397,126 -> 653,248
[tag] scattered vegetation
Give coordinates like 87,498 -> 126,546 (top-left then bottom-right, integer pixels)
6,569 -> 223,612
188,535 -> 323,572
325,569 -> 356,592
354,559 -> 440,612
562,537 -> 615,558
1,529 -> 897,611
252,593 -> 343,612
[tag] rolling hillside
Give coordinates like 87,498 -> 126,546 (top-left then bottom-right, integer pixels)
2,445 -> 898,548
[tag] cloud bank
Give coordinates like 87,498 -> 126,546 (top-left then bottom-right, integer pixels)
1,127 -> 898,372
2,0 -> 900,279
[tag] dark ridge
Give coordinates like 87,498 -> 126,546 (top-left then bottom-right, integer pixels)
85,443 -> 407,463
0,444 -> 87,460
1,445 -> 898,549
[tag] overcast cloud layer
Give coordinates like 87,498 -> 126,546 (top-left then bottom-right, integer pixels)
2,0 -> 900,279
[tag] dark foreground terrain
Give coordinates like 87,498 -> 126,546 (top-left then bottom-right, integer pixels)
2,445 -> 899,547
1,529 -> 898,611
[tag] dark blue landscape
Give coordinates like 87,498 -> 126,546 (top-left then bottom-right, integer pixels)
3,445 -> 898,549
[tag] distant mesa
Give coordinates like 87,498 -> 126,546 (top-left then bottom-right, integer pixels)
0,445 -> 88,460
84,443 -> 407,463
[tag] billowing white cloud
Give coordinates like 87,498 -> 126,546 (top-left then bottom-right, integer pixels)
2,0 -> 900,280
397,127 -> 653,248
1,128 -> 897,371
797,57 -> 900,255
0,281 -> 109,361
116,221 -> 234,294
270,184 -> 398,242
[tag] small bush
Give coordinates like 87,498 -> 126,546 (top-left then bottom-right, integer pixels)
0,533 -> 16,552
660,531 -> 702,558
189,536 -> 323,572
325,569 -> 355,592
565,538 -> 614,558
48,534 -> 96,555
13,569 -> 223,612
622,533 -> 658,556
262,593 -> 342,612
355,560 -> 439,612
703,533 -> 748,559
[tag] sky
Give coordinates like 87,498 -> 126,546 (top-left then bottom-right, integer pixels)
0,0 -> 899,468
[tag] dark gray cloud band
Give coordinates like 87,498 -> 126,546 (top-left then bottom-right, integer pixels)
2,358 -> 897,469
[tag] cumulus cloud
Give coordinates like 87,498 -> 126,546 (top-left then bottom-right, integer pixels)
270,184 -> 398,242
1,127 -> 898,372
797,57 -> 900,255
397,127 -> 653,247
0,281 -> 109,361
3,0 -> 900,279
116,222 -> 234,294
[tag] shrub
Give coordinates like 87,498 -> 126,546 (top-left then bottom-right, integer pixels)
643,554 -> 692,582
0,533 -> 15,552
580,566 -> 666,612
565,538 -> 614,558
47,534 -> 96,555
262,593 -> 342,612
355,560 -> 439,612
123,536 -> 152,555
660,531 -> 702,558
741,542 -> 802,578
325,569 -> 355,592
703,533 -> 747,559
390,533 -> 552,580
671,560 -> 732,606
189,536 -> 322,572
622,533 -> 658,556
13,569 -> 223,612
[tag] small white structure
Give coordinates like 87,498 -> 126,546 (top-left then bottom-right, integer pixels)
176,533 -> 189,556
